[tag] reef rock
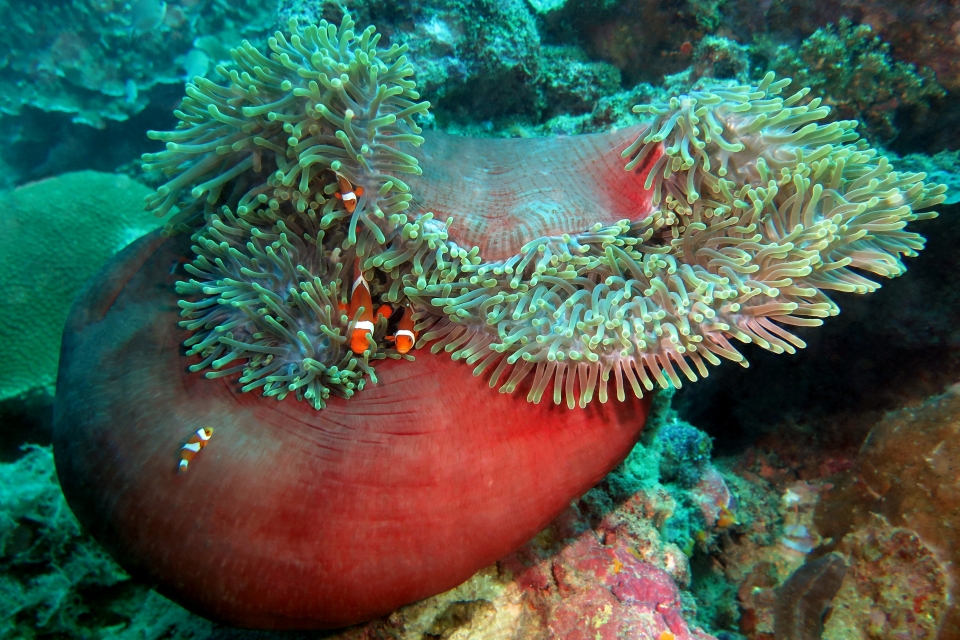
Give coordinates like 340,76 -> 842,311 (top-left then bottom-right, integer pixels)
816,383 -> 960,638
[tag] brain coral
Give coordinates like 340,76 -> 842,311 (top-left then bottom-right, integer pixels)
52,14 -> 946,631
0,172 -> 159,403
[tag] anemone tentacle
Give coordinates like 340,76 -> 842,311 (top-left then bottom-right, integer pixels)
146,16 -> 946,411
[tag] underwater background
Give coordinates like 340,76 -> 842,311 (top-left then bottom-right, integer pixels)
1,0 -> 959,638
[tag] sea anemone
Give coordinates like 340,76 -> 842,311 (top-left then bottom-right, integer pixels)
53,14 -> 945,630
147,16 -> 945,412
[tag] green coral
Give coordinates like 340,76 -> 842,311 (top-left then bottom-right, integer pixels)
0,172 -> 161,404
688,0 -> 726,32
770,18 -> 945,143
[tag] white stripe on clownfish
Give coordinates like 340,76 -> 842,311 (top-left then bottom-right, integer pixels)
178,427 -> 213,474
353,274 -> 369,294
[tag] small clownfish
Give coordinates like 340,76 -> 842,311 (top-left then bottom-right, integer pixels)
179,427 -> 213,473
333,172 -> 364,214
387,304 -> 418,354
346,259 -> 391,354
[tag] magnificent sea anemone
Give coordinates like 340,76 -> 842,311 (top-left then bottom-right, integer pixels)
53,15 -> 945,629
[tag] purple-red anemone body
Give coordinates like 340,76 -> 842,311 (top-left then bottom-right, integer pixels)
54,128 -> 655,628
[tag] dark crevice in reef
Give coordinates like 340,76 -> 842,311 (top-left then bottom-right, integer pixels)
534,0 -> 698,87
890,92 -> 960,156
0,83 -> 181,190
0,393 -> 53,463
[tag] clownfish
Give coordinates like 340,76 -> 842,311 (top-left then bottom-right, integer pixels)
387,304 -> 418,354
333,172 -> 364,214
179,427 -> 213,473
346,259 -> 392,354
340,259 -> 394,354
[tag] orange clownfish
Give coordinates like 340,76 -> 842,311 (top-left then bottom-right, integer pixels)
333,173 -> 364,214
179,427 -> 213,473
346,259 -> 392,354
341,259 -> 393,354
387,304 -> 418,354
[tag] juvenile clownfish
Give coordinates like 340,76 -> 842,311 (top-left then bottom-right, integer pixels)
179,427 -> 213,473
333,172 -> 364,214
387,304 -> 418,354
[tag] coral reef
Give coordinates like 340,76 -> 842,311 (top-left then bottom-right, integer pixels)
3,446 -> 130,639
688,0 -> 727,33
539,45 -> 622,118
890,150 -> 960,205
664,36 -> 751,90
284,0 -> 545,123
498,495 -> 712,640
0,0 -> 275,129
657,421 -> 714,488
726,0 -> 960,94
675,378 -> 960,639
822,515 -> 948,640
768,18 -> 945,143
0,171 -> 161,404
47,14 -> 946,626
2,1 -> 944,635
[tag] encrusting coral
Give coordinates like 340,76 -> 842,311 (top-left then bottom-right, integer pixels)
143,15 -> 946,413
